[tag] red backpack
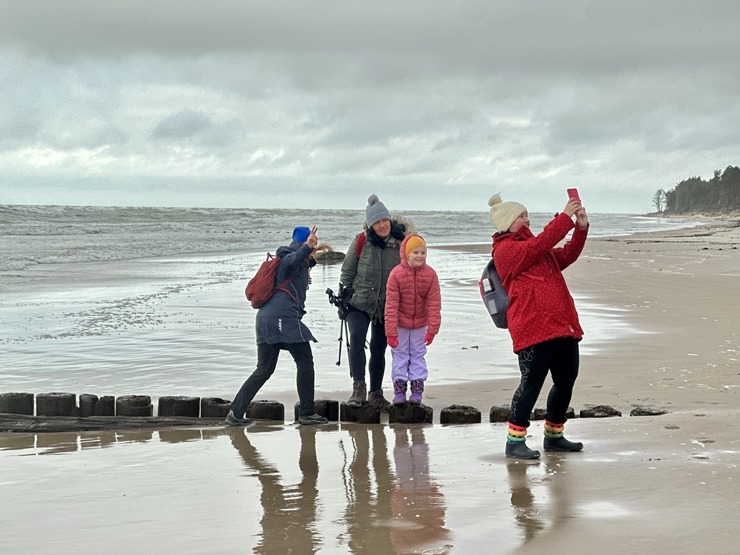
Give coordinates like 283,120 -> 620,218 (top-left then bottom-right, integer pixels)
244,253 -> 295,309
354,232 -> 366,258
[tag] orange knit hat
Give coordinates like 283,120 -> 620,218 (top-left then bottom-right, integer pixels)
404,235 -> 426,258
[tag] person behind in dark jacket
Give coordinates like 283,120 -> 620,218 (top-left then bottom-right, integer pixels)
339,194 -> 408,410
489,193 -> 589,459
225,226 -> 328,426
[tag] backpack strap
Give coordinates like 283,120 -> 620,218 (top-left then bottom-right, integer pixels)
355,232 -> 366,259
273,258 -> 297,301
274,279 -> 296,300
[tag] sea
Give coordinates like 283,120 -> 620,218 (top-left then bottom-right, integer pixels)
0,204 -> 701,403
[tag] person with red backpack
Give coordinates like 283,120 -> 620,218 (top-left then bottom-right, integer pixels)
225,226 -> 328,426
338,194 -> 410,410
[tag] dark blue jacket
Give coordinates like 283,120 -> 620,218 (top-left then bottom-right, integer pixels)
255,241 -> 317,345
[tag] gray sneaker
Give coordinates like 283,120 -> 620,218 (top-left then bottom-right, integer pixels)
299,413 -> 329,425
224,410 -> 252,426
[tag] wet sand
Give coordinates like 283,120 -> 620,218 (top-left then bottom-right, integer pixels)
2,216 -> 740,554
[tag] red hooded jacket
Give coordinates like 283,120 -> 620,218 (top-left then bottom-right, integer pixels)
385,235 -> 442,338
492,213 -> 588,353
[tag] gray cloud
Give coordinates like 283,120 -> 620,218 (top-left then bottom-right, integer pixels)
1,1 -> 739,213
152,109 -> 213,140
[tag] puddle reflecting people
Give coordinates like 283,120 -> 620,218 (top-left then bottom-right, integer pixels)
385,234 -> 441,405
507,462 -> 547,545
507,456 -> 574,550
339,195 -> 410,411
489,194 -> 589,459
391,427 -> 451,553
229,427 -> 320,553
225,226 -> 328,427
340,425 -> 394,553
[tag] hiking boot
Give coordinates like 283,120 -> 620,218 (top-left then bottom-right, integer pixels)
544,436 -> 584,452
368,389 -> 391,412
347,380 -> 367,406
392,380 -> 407,405
224,410 -> 252,427
298,413 -> 329,425
409,379 -> 424,404
505,441 -> 541,460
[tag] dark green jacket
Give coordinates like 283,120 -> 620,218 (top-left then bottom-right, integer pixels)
340,232 -> 403,324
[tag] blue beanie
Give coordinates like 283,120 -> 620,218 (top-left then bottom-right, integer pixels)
292,226 -> 311,243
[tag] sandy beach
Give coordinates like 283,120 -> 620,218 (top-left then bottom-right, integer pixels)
2,216 -> 740,554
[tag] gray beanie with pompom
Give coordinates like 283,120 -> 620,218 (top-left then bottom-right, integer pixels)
365,194 -> 391,228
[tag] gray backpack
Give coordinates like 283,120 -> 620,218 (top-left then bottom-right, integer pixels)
479,259 -> 509,329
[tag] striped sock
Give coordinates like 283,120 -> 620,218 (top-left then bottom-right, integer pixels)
544,420 -> 565,439
507,422 -> 528,443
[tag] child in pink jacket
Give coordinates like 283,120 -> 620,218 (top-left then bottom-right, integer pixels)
384,234 -> 442,404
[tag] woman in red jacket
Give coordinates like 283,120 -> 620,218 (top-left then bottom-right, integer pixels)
385,234 -> 442,405
489,194 -> 589,459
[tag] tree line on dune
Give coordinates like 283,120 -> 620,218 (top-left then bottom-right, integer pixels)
652,165 -> 740,214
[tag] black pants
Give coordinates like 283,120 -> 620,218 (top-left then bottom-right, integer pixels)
346,309 -> 387,392
230,342 -> 316,418
509,337 -> 579,428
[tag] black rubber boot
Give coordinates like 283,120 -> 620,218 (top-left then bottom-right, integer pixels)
505,441 -> 541,460
544,436 -> 584,452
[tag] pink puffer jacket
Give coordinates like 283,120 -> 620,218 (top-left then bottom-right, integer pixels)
384,235 -> 442,338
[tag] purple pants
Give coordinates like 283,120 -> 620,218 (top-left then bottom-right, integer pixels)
390,327 -> 428,383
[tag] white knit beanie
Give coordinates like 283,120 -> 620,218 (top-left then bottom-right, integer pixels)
365,194 -> 391,228
489,194 -> 527,232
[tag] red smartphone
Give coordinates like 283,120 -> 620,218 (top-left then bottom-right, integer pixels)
567,188 -> 581,202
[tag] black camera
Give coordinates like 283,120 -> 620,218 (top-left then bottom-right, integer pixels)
326,286 -> 353,320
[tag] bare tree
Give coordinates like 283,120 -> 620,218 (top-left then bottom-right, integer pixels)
652,189 -> 667,213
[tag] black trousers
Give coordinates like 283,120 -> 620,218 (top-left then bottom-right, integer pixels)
509,337 -> 580,428
346,309 -> 387,392
230,342 -> 316,418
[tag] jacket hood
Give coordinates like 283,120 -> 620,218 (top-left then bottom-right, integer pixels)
398,233 -> 426,270
493,225 -> 534,245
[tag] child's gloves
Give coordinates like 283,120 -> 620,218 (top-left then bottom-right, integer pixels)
424,333 -> 435,345
387,336 -> 399,348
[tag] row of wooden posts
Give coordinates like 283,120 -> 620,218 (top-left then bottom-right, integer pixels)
0,391 -> 662,430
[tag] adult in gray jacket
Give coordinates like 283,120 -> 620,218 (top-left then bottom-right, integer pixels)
339,195 -> 408,409
225,226 -> 328,426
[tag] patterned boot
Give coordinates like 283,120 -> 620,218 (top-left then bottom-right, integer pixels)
392,380 -> 407,405
409,379 -> 424,404
543,420 -> 583,452
505,423 -> 541,459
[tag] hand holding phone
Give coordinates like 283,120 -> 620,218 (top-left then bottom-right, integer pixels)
567,188 -> 581,202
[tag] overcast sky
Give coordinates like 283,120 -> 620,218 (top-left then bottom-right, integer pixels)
1,1 -> 739,213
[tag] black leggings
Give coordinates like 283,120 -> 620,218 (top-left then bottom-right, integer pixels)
346,309 -> 387,392
230,342 -> 316,418
509,337 -> 580,428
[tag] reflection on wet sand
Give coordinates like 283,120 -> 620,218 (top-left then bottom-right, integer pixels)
391,427 -> 452,554
339,425 -> 394,553
1,423 -> 598,555
506,455 -> 574,550
229,426 -> 320,554
507,461 -> 546,544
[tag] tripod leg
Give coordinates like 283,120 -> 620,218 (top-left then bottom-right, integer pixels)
336,320 -> 343,366
343,320 -> 351,363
